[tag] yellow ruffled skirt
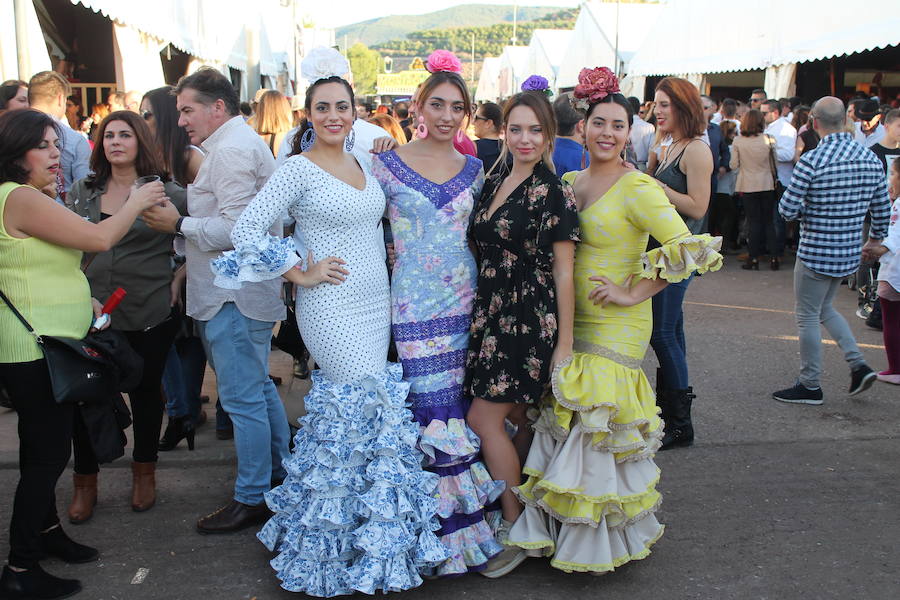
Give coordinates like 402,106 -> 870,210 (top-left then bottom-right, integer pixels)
507,351 -> 665,574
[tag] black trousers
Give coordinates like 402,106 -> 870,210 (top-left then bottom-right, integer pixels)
743,190 -> 777,259
0,360 -> 74,569
73,316 -> 178,472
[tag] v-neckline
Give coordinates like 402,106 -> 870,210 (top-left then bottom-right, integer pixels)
300,155 -> 368,192
483,172 -> 532,222
379,150 -> 480,210
390,149 -> 470,186
575,170 -> 639,215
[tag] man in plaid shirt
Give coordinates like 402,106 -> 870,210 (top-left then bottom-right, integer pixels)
774,96 -> 891,405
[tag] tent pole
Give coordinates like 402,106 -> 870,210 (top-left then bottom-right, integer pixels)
829,58 -> 836,96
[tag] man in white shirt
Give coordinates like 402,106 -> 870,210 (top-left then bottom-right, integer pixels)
27,71 -> 90,203
627,96 -> 655,171
853,99 -> 885,148
762,99 -> 797,259
143,68 -> 290,534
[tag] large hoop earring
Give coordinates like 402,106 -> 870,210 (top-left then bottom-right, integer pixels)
344,127 -> 356,152
416,115 -> 428,139
300,124 -> 316,153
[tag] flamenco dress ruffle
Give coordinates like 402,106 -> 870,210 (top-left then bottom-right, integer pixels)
414,402 -> 505,576
506,233 -> 722,574
258,363 -> 449,596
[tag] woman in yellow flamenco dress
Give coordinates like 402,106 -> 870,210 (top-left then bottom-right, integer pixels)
506,69 -> 722,574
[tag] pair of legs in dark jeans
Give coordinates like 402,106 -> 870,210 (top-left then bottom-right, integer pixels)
743,190 -> 777,259
72,317 -> 178,473
0,360 -> 76,569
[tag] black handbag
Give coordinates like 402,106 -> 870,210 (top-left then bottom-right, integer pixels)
0,289 -> 116,405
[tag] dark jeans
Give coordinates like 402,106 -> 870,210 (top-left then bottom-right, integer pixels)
650,276 -> 693,390
162,335 -> 206,422
710,192 -> 739,249
73,317 -> 178,472
0,360 -> 74,569
772,185 -> 787,257
743,190 -> 777,259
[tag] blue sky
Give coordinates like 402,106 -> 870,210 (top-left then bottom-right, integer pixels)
308,1 -> 582,29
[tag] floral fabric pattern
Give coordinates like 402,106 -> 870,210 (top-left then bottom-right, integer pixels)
465,161 -> 580,404
371,150 -> 505,576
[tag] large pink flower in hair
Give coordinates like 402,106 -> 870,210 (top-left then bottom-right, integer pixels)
426,50 -> 462,74
573,67 -> 620,109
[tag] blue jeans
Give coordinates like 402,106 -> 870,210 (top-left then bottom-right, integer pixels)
197,303 -> 289,505
162,337 -> 206,422
650,276 -> 693,389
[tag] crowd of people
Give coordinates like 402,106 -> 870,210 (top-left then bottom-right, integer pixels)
0,46 -> 895,599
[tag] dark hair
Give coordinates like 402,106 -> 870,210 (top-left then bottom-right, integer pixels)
740,109 -> 766,136
478,101 -> 503,133
585,92 -> 634,127
0,109 -> 61,184
289,76 -> 356,157
762,99 -> 781,114
751,88 -> 767,98
28,71 -> 70,106
553,93 -> 585,136
240,102 -> 252,117
142,86 -> 193,185
88,110 -> 168,188
0,84 -> 24,110
174,67 -> 239,116
394,101 -> 409,119
655,77 -> 706,137
627,96 -> 642,114
791,105 -> 811,130
884,108 -> 900,125
416,70 -> 473,122
721,98 -> 737,118
492,91 -> 557,175
789,96 -> 802,110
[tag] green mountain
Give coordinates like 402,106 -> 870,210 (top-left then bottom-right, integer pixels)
336,4 -> 562,47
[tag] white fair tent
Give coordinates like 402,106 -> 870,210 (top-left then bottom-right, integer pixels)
626,0 -> 900,98
475,56 -> 502,103
498,45 -> 529,98
1,0 -> 52,82
527,29 -> 572,90
556,1 -> 661,90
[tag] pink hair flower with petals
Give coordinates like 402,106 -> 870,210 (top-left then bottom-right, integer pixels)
572,66 -> 620,111
426,50 -> 463,74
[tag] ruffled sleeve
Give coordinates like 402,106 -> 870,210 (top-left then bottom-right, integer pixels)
211,156 -> 307,290
623,172 -> 723,283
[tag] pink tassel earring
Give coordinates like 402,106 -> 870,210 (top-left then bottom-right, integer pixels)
416,115 -> 428,139
455,129 -> 465,143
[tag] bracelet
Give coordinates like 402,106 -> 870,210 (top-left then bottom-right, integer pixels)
175,216 -> 185,233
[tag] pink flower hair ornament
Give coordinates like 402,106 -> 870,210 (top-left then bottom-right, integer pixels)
572,67 -> 620,111
425,50 -> 463,74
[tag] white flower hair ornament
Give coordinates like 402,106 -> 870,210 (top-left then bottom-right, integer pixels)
301,47 -> 350,83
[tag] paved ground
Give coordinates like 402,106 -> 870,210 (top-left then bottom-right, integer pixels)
1,255 -> 898,599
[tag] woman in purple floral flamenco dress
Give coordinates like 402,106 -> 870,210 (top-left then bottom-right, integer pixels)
371,51 -> 505,576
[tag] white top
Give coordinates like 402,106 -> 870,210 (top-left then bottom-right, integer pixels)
765,116 -> 797,186
179,116 -> 284,322
878,200 -> 900,293
629,115 -> 656,164
856,122 -> 886,148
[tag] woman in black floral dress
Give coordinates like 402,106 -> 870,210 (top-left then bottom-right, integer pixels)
465,87 -> 580,578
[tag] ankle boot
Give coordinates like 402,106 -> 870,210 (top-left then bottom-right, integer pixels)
40,525 -> 99,564
67,473 -> 97,525
158,415 -> 196,451
0,564 -> 81,600
131,462 -> 156,512
660,387 -> 695,451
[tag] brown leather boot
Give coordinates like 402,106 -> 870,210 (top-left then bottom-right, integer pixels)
131,462 -> 156,512
67,473 -> 98,524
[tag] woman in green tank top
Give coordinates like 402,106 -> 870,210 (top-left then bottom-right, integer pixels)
0,109 -> 165,599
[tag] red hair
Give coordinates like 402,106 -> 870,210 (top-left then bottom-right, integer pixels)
655,77 -> 706,138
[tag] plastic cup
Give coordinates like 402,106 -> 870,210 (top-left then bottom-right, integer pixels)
135,175 -> 161,187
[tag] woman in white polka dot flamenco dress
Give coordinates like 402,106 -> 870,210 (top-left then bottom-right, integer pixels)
212,51 -> 447,597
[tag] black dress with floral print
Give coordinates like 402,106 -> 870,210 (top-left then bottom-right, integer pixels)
465,161 -> 580,404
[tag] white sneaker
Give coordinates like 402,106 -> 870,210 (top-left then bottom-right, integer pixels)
480,519 -> 527,578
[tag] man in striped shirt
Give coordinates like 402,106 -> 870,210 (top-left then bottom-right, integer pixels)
774,96 -> 891,405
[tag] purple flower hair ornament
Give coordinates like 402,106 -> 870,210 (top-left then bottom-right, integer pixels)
572,66 -> 620,111
521,75 -> 552,97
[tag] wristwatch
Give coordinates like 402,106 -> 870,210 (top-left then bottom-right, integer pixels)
175,216 -> 185,238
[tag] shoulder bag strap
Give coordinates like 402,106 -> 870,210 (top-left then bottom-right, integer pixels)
765,134 -> 779,184
0,289 -> 37,335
